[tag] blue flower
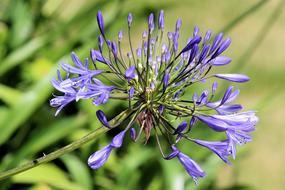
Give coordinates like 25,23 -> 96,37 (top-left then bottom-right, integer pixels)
88,130 -> 126,169
194,139 -> 232,164
165,146 -> 206,184
51,10 -> 258,185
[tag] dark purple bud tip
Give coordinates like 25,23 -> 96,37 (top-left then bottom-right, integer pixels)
214,74 -> 250,83
211,38 -> 231,59
193,25 -> 199,37
158,10 -> 165,30
125,65 -> 136,80
158,105 -> 165,114
96,110 -> 111,128
118,30 -> 123,41
181,35 -> 202,53
210,32 -> 223,54
203,30 -> 212,44
176,19 -> 182,32
97,11 -> 105,36
111,130 -> 127,148
128,13 -> 133,27
90,49 -> 97,64
163,72 -> 170,91
148,13 -> 154,33
174,121 -> 188,135
212,81 -> 218,95
129,86 -> 135,99
130,128 -> 136,141
98,35 -> 104,50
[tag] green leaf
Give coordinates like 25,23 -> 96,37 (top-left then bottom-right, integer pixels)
12,164 -> 83,190
3,115 -> 87,169
9,0 -> 34,48
0,66 -> 57,146
0,84 -> 21,106
61,154 -> 93,190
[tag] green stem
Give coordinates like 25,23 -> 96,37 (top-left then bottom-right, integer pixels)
0,109 -> 133,181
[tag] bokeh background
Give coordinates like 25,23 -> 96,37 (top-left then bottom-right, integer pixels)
0,0 -> 284,189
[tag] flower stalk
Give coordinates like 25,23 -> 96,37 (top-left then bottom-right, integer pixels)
0,108 -> 133,180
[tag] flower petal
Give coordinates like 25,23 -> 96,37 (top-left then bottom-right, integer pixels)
177,152 -> 206,184
111,130 -> 127,148
88,145 -> 113,169
214,74 -> 250,83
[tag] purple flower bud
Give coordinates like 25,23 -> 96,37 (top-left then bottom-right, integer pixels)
221,86 -> 233,105
198,44 -> 210,63
90,49 -> 97,64
130,128 -> 136,141
148,13 -> 154,33
161,43 -> 167,54
198,90 -> 208,105
165,50 -> 171,63
125,65 -> 136,80
193,25 -> 199,37
181,35 -> 202,53
129,86 -> 134,99
70,52 -> 82,68
167,32 -> 173,40
156,56 -> 161,63
136,48 -> 142,58
96,110 -> 111,128
88,145 -> 113,169
111,41 -> 118,57
212,81 -> 218,95
111,130 -> 126,148
163,72 -> 170,91
188,44 -> 199,64
211,38 -> 231,59
209,32 -> 223,54
118,30 -> 123,41
127,52 -> 132,59
203,30 -> 212,44
90,49 -> 111,65
174,121 -> 188,135
150,82 -> 155,90
192,93 -> 198,102
97,11 -> 105,36
142,30 -> 147,39
158,105 -> 165,114
128,13 -> 132,27
189,117 -> 197,127
98,35 -> 104,51
158,10 -> 165,30
210,56 -> 232,66
173,32 -> 179,51
214,74 -> 250,83
176,19 -> 182,32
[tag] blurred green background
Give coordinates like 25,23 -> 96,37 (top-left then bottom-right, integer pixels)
0,0 -> 284,189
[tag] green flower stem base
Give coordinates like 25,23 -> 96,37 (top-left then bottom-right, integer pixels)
0,109 -> 133,181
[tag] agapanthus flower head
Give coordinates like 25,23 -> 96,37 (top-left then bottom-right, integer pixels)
50,10 -> 258,185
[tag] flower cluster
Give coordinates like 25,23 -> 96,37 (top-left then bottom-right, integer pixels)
50,10 -> 258,184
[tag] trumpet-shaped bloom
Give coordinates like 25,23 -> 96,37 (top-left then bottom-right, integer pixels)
50,10 -> 258,185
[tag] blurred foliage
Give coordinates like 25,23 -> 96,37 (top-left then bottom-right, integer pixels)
0,0 -> 284,189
